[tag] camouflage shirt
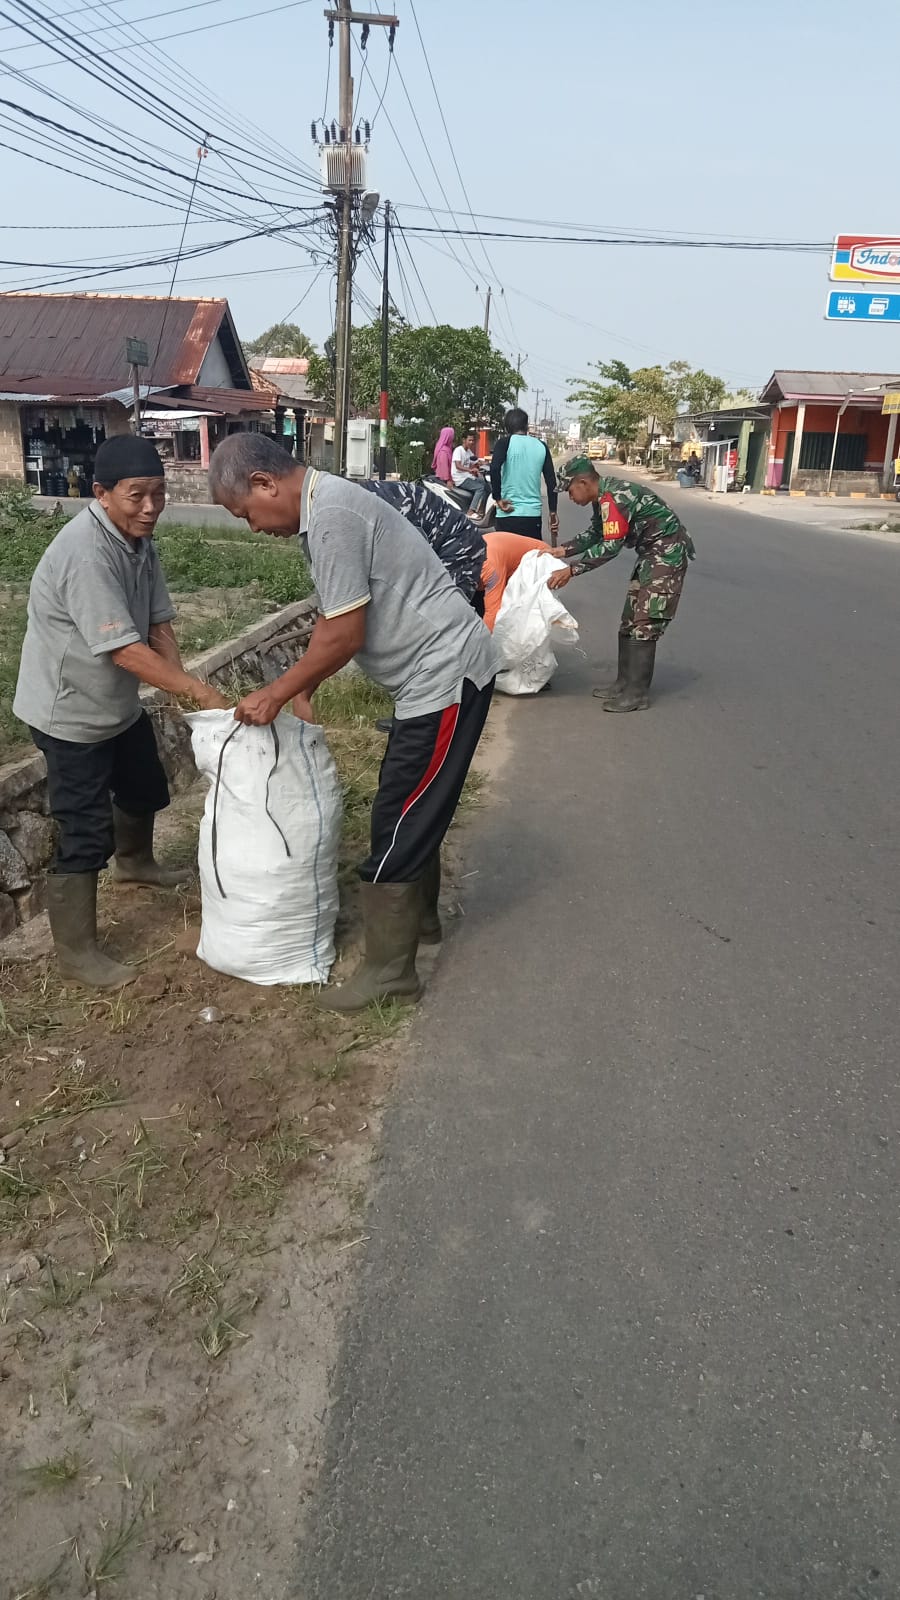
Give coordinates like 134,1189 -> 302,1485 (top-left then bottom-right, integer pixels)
564,477 -> 695,576
357,478 -> 486,601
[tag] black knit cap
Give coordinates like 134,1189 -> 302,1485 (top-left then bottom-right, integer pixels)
93,434 -> 165,486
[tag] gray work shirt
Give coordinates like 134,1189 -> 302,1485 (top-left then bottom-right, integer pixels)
300,470 -> 498,719
13,500 -> 176,744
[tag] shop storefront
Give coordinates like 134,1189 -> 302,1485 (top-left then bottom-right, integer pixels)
21,404 -> 116,498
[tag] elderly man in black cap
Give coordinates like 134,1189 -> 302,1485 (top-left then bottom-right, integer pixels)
14,435 -> 228,990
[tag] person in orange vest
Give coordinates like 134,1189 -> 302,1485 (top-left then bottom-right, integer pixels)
479,529 -> 572,630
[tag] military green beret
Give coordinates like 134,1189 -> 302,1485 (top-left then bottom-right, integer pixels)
557,454 -> 596,487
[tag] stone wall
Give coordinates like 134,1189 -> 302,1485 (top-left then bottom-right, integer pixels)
0,402 -> 25,485
0,596 -> 318,942
791,469 -> 886,497
165,463 -> 212,504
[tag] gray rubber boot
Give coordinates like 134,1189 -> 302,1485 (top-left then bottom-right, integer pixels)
47,873 -> 136,990
593,633 -> 631,704
111,806 -> 192,888
604,638 -> 657,712
318,881 -> 422,1014
418,850 -> 442,944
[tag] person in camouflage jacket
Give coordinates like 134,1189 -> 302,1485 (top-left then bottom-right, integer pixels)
553,457 -> 695,712
357,477 -> 486,602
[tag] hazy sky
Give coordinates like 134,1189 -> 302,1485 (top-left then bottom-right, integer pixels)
1,0 -> 898,415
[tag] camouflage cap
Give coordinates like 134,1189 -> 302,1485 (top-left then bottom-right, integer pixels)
557,454 -> 596,488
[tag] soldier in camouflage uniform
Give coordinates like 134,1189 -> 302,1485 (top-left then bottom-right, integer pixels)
553,456 -> 695,711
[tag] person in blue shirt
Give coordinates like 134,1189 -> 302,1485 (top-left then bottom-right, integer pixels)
489,408 -> 559,540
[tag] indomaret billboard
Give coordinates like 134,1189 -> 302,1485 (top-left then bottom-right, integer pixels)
831,236 -> 900,283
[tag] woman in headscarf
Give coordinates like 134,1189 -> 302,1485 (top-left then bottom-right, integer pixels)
431,425 -> 455,483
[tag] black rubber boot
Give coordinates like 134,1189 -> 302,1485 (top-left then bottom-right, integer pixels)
592,633 -> 630,704
418,850 -> 442,944
604,638 -> 657,712
111,807 -> 192,888
47,873 -> 135,990
318,881 -> 423,1014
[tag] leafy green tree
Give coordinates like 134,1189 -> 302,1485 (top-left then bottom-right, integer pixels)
244,322 -> 317,359
568,358 -> 728,449
308,320 -> 521,473
568,361 -> 672,446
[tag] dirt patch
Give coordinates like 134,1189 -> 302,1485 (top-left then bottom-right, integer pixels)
0,679 -> 478,1600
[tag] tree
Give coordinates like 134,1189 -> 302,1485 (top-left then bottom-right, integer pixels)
308,320 -> 521,473
568,358 -> 728,450
676,367 -> 727,414
568,360 -> 674,447
244,322 -> 317,359
721,388 -> 760,410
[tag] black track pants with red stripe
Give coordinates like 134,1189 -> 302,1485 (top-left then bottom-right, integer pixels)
361,677 -> 494,884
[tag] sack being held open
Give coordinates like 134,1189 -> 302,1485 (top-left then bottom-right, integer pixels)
186,710 -> 342,987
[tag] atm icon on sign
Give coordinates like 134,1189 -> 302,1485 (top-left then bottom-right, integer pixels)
869,298 -> 890,316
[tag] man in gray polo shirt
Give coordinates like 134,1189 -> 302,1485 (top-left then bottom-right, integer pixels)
14,435 -> 227,990
208,433 -> 498,1014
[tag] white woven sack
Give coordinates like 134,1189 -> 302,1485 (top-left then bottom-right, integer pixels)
493,550 -> 580,695
186,710 -> 342,986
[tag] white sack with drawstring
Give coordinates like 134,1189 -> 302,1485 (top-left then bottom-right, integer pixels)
493,550 -> 580,695
185,710 -> 342,986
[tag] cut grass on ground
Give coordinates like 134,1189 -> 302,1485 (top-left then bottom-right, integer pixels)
0,664 -> 477,1599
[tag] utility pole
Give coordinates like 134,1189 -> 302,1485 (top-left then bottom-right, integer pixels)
324,5 -> 397,476
533,388 -> 541,430
378,199 -> 391,481
483,285 -> 491,335
125,337 -> 148,436
514,353 -> 522,407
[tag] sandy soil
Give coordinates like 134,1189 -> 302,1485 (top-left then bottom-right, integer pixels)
1,693 -> 510,1600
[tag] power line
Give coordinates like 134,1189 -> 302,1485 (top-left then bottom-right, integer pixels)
146,138 -> 207,392
356,30 -> 392,127
0,91 -> 315,211
48,0 -> 325,195
400,224 -> 831,253
5,0 -> 317,60
26,0 -> 325,201
404,0 -> 519,349
0,0 -> 216,33
1,0 -> 261,52
391,214 -> 437,323
0,217 -> 324,291
1,0 -> 321,200
351,36 -> 480,312
274,260 -> 331,326
0,6 -> 322,221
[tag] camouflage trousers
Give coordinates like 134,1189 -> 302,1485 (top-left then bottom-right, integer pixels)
619,534 -> 690,642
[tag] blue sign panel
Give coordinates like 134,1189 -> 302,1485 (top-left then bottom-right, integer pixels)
826,290 -> 900,322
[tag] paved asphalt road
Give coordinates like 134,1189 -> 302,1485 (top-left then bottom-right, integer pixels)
298,489 -> 900,1600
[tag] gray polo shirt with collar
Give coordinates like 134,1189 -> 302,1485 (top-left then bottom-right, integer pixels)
13,500 -> 176,744
299,470 -> 498,719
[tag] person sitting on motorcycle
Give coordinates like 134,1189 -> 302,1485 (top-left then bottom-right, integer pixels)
451,431 -> 489,517
432,425 -> 455,484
